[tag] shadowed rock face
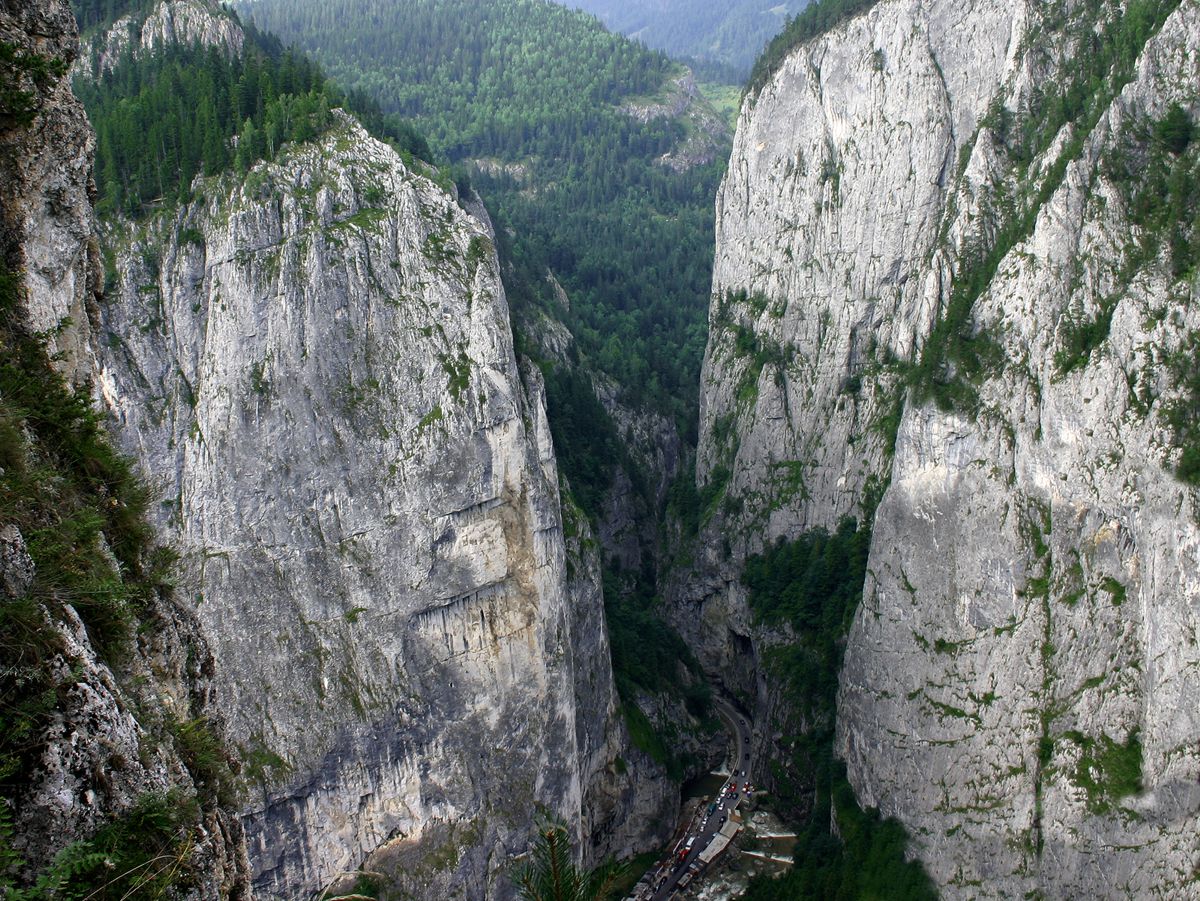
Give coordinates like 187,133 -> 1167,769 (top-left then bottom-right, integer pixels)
1,0 -> 101,385
688,0 -> 1200,895
1,1 -> 249,894
97,108 -> 669,897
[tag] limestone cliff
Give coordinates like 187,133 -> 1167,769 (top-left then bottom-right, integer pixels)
75,0 -> 243,77
0,0 -> 249,895
692,0 -> 1200,895
1,0 -> 100,385
96,103 -> 667,896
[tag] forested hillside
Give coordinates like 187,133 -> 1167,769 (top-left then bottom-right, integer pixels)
72,0 -> 154,30
565,0 -> 806,77
239,0 -> 725,434
73,16 -> 431,219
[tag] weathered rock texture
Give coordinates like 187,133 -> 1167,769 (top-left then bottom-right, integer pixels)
1,0 -> 101,384
7,532 -> 253,898
75,0 -> 243,77
691,0 -> 1200,895
97,107 -> 668,897
1,0 -> 250,894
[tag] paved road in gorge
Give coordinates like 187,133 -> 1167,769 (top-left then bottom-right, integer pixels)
642,700 -> 753,900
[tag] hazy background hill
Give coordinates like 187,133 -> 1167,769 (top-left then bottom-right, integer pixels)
563,0 -> 808,78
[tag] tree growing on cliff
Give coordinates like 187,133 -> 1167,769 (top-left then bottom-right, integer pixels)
511,818 -> 625,901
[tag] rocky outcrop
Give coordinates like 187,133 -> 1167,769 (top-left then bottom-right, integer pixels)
75,0 -> 243,77
1,0 -> 249,895
1,0 -> 101,384
621,69 -> 730,171
97,110 -> 667,897
692,0 -> 1200,895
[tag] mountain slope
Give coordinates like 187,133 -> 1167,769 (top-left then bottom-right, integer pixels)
565,0 -> 806,76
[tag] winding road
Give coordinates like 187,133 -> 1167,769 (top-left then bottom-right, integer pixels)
638,700 -> 754,900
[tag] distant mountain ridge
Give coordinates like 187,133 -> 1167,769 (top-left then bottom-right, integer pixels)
563,0 -> 808,78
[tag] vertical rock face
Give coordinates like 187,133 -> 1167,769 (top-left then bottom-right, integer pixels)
1,1 -> 249,895
0,0 -> 101,384
697,0 -> 1200,895
837,2 -> 1200,894
97,111 -> 661,897
700,0 -> 1024,536
675,0 -> 1031,697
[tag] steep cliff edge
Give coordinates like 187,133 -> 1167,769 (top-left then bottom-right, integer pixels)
692,0 -> 1200,895
1,0 -> 100,385
96,105 -> 669,896
0,0 -> 249,895
838,1 -> 1200,894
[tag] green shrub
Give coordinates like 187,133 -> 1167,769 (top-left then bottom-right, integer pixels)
1155,103 -> 1194,155
0,791 -> 203,901
1064,729 -> 1143,814
1165,331 -> 1200,488
1054,300 -> 1117,376
171,716 -> 236,806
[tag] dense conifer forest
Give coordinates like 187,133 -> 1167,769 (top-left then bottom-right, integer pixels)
75,22 -> 430,218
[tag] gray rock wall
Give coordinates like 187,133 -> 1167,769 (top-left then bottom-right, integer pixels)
97,111 -> 665,898
1,0 -> 249,894
838,2 -> 1200,894
694,0 -> 1200,894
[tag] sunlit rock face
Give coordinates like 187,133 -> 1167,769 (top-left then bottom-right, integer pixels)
690,0 -> 1200,895
99,109 -> 669,897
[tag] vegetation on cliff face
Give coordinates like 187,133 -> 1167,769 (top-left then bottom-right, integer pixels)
238,0 -> 724,432
74,24 -> 430,218
910,0 -> 1186,416
0,257 -> 234,894
0,39 -> 68,129
739,519 -> 937,900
